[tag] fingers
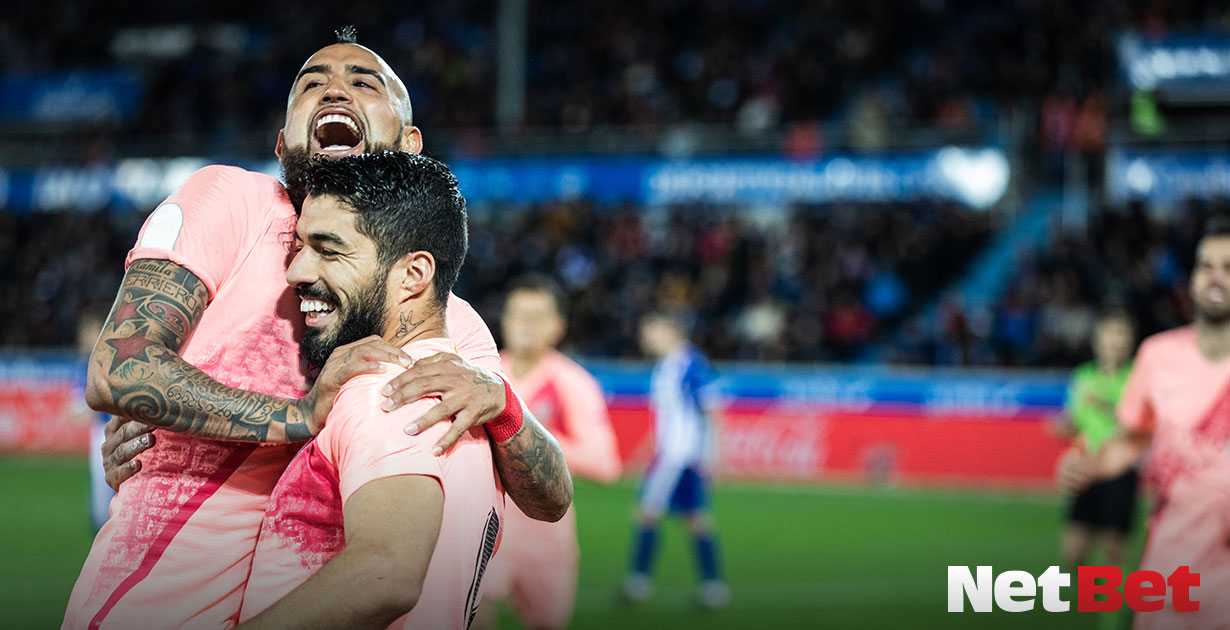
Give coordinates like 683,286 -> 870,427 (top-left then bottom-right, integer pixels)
336,358 -> 389,382
104,422 -> 155,467
106,459 -> 142,492
103,415 -> 122,440
119,419 -> 156,442
380,356 -> 488,406
344,336 -> 411,367
404,399 -> 460,435
382,373 -> 445,410
102,415 -> 143,440
103,418 -> 153,451
1056,449 -> 1093,494
325,336 -> 411,373
432,409 -> 477,455
414,352 -> 461,366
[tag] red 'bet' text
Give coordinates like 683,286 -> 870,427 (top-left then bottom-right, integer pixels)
948,565 -> 1200,613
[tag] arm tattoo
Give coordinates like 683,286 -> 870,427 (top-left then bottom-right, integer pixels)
92,259 -> 313,443
491,408 -> 573,522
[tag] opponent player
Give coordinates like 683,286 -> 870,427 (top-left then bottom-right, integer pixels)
621,312 -> 729,609
238,151 -> 501,629
478,274 -> 622,629
64,32 -> 570,630
1060,217 -> 1230,627
1055,312 -> 1137,569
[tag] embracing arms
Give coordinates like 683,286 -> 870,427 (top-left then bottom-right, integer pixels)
96,273 -> 573,520
85,259 -> 401,443
237,475 -> 443,630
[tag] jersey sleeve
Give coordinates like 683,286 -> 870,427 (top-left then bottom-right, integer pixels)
1064,365 -> 1093,431
1117,342 -> 1155,434
325,374 -> 448,505
125,165 -> 265,300
554,363 -> 622,482
683,351 -> 720,415
445,293 -> 502,375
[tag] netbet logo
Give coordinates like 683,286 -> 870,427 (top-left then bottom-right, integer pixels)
948,566 -> 1200,613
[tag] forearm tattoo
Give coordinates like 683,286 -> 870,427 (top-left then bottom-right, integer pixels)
492,411 -> 573,521
96,259 -> 312,443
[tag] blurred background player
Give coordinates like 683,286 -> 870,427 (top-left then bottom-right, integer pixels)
69,305 -> 113,532
621,312 -> 729,610
1054,312 -> 1137,569
478,273 -> 622,630
1060,216 -> 1230,628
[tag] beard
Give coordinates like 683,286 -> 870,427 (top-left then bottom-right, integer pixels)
280,138 -> 402,212
299,276 -> 389,368
1197,303 -> 1230,326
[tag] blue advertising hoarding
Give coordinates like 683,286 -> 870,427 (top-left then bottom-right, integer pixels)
0,148 -> 1010,212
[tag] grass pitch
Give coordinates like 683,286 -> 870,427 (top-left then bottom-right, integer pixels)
0,456 -> 1142,629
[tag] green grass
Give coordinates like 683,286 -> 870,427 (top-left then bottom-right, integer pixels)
1,456 -> 1144,629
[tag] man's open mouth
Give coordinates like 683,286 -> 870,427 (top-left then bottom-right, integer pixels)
311,110 -> 365,156
300,297 -> 338,327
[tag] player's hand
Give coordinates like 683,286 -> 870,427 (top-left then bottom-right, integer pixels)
102,416 -> 156,491
303,336 -> 411,433
1094,437 -> 1143,480
382,353 -> 505,454
1056,446 -> 1095,495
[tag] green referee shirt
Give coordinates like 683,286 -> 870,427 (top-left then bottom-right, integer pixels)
1065,362 -> 1132,454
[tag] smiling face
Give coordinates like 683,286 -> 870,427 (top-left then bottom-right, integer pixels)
278,43 -> 421,160
1193,235 -> 1230,325
286,194 -> 391,366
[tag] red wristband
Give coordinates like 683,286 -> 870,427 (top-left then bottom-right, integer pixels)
486,375 -> 524,443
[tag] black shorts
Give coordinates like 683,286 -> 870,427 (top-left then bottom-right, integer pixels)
1068,468 -> 1139,534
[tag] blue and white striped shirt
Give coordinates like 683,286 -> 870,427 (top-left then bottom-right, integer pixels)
649,345 -> 718,466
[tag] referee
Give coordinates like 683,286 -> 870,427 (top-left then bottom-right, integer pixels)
1055,311 -> 1138,569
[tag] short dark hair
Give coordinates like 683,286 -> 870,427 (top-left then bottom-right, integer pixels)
641,309 -> 687,335
1204,214 -> 1230,240
305,151 -> 468,310
507,273 -> 565,315
335,25 -> 358,45
1096,308 -> 1134,332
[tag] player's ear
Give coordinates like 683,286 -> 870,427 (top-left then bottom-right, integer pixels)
394,251 -> 436,301
275,130 -> 286,159
400,126 -> 423,154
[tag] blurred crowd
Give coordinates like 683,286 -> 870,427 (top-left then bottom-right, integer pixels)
2,0 -> 1226,152
897,200 -> 1213,368
2,200 -> 991,363
460,199 -> 990,361
4,198 -> 1216,368
0,210 -> 138,347
3,0 -> 1229,368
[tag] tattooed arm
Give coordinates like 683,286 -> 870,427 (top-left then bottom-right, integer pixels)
490,400 -> 574,523
85,259 -> 404,442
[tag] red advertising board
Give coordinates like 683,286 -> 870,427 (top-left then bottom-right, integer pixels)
610,400 -> 1068,488
0,380 -> 91,455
